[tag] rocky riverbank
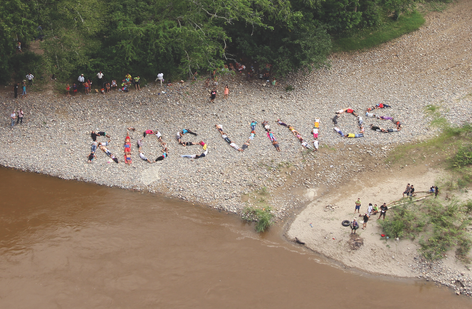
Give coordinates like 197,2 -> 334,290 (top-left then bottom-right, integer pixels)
1,0 -> 472,296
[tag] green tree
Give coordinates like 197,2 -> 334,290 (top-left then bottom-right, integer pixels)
0,0 -> 38,83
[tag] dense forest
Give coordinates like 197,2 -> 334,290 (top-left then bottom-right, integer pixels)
0,0 -> 433,84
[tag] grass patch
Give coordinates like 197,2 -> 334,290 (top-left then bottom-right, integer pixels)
332,11 -> 425,52
241,206 -> 274,233
420,199 -> 472,262
379,199 -> 472,262
378,202 -> 426,240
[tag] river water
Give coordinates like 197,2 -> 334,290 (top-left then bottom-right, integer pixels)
0,167 -> 470,308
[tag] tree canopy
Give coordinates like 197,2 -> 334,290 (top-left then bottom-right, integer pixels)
0,0 -> 424,83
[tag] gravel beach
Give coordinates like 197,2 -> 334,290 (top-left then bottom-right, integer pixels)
1,0 -> 472,294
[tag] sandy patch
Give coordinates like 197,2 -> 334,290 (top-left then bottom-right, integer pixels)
286,165 -> 472,278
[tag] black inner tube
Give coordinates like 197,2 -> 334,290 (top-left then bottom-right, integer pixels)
342,220 -> 350,227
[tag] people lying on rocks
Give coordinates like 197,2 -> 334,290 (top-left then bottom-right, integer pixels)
394,120 -> 402,130
333,127 -> 344,137
267,131 -> 276,142
176,132 -> 184,145
143,129 -> 155,137
365,109 -> 376,118
99,140 -> 110,147
314,119 -> 320,128
332,115 -> 339,124
312,128 -> 319,139
313,140 -> 319,151
87,152 -> 95,163
262,121 -> 270,131
221,133 -> 231,144
182,149 -> 208,159
155,147 -> 168,161
91,131 -> 110,141
151,130 -> 161,142
378,115 -> 393,121
139,152 -> 152,163
182,141 -> 199,146
91,141 -> 98,153
344,133 -> 364,138
336,108 -> 347,114
99,145 -> 119,163
301,141 -> 312,149
230,142 -> 243,151
251,121 -> 257,131
249,131 -> 255,140
181,129 -> 197,136
358,116 -> 363,126
387,128 -> 399,132
124,153 -> 132,165
295,133 -> 303,142
137,138 -> 143,152
195,149 -> 209,159
199,141 -> 207,151
124,133 -> 132,154
276,119 -> 288,127
241,140 -> 250,151
375,103 -> 391,109
215,124 -> 224,134
370,124 -> 387,133
346,108 -> 359,117
272,140 -> 281,152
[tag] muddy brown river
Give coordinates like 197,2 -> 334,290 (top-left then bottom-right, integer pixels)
0,167 -> 471,308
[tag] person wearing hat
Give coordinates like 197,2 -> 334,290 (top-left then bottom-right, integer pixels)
78,74 -> 85,92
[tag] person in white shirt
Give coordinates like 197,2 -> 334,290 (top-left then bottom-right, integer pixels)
139,152 -> 152,163
26,73 -> 34,85
156,73 -> 164,86
78,74 -> 85,83
97,71 -> 104,85
10,111 -> 16,128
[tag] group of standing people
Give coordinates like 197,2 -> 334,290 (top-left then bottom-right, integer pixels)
350,198 -> 389,234
10,109 -> 24,128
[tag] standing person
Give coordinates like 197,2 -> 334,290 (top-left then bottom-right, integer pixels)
17,108 -> 24,124
14,83 -> 19,99
434,186 -> 439,198
367,203 -> 373,215
21,82 -> 27,98
209,88 -> 217,103
17,41 -> 22,53
10,111 -> 16,128
134,75 -> 140,90
378,203 -> 388,220
83,80 -> 89,94
87,78 -> 93,91
409,185 -> 415,197
156,72 -> 164,86
97,71 -> 104,86
354,198 -> 361,213
224,85 -> 229,99
72,83 -> 78,94
26,73 -> 34,86
350,218 -> 359,234
403,183 -> 411,197
78,74 -> 85,91
66,84 -> 71,97
362,213 -> 370,229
